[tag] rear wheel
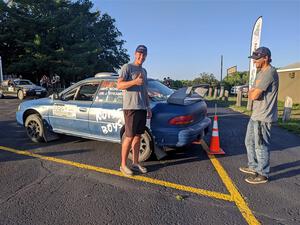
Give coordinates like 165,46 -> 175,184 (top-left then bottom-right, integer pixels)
122,130 -> 153,162
25,114 -> 45,143
17,90 -> 24,100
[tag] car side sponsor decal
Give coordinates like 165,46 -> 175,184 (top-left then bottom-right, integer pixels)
53,104 -> 77,118
95,108 -> 123,135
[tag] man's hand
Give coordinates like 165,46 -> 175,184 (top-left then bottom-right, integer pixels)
147,108 -> 152,119
117,73 -> 144,90
134,73 -> 144,86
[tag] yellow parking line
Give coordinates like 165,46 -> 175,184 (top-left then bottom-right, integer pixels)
0,146 -> 232,202
200,141 -> 260,225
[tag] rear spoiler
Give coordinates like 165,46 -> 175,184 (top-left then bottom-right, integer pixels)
167,84 -> 209,105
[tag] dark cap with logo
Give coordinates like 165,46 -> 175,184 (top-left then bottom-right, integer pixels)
249,47 -> 271,60
135,45 -> 147,54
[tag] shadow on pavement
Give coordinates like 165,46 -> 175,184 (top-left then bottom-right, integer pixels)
269,160 -> 300,181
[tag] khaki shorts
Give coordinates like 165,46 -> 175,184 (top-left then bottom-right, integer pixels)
123,110 -> 147,137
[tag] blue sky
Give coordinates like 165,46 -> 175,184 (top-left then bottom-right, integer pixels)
93,0 -> 300,80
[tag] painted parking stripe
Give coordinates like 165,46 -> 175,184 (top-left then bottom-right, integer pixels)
200,141 -> 260,225
0,146 -> 232,202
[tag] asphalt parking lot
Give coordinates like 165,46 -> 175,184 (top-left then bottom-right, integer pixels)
0,98 -> 300,225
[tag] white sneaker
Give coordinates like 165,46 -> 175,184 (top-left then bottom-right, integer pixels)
131,164 -> 147,174
120,166 -> 133,176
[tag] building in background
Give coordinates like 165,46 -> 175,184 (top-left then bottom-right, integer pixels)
277,62 -> 300,103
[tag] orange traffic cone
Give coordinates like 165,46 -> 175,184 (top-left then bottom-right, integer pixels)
208,115 -> 225,154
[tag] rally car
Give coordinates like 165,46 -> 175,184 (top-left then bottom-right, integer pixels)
0,79 -> 47,100
16,72 -> 211,161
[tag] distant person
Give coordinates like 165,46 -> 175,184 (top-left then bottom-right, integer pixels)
117,45 -> 152,176
51,75 -> 60,92
163,77 -> 167,86
166,76 -> 172,88
40,75 -> 50,90
239,47 -> 279,184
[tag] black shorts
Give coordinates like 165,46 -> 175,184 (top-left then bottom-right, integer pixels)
124,110 -> 147,137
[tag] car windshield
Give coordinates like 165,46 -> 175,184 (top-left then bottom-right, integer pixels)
148,80 -> 174,101
14,80 -> 33,85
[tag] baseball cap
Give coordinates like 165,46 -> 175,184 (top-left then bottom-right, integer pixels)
248,47 -> 271,60
135,45 -> 147,54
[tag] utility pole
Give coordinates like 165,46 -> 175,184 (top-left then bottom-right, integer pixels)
0,56 -> 3,82
220,55 -> 223,82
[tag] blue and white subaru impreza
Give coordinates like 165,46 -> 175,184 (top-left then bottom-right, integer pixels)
16,72 -> 211,161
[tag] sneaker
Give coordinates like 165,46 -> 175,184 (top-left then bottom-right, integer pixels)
245,174 -> 268,184
120,166 -> 133,176
239,167 -> 257,175
131,164 -> 148,174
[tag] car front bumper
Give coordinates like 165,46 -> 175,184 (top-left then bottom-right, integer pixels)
152,117 -> 211,147
16,111 -> 24,126
24,90 -> 47,98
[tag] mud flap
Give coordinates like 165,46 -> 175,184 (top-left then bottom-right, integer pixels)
154,144 -> 167,160
43,120 -> 60,142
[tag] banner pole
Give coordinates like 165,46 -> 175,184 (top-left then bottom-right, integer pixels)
0,56 -> 3,83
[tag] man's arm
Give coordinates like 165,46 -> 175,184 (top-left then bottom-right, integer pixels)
248,88 -> 263,100
117,73 -> 143,90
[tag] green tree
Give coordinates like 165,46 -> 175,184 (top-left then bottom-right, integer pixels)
193,72 -> 219,86
223,71 -> 248,90
0,0 -> 129,83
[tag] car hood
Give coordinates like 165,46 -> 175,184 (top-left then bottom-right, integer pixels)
20,97 -> 51,109
18,84 -> 43,90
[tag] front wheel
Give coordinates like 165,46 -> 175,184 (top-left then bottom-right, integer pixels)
122,130 -> 153,162
25,114 -> 45,143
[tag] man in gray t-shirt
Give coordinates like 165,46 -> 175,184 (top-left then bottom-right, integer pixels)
239,47 -> 279,184
117,45 -> 151,176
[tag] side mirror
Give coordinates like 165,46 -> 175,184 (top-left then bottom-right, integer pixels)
53,92 -> 59,100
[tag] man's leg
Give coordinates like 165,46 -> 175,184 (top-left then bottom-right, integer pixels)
255,122 -> 272,177
121,136 -> 133,168
245,119 -> 258,170
131,135 -> 141,164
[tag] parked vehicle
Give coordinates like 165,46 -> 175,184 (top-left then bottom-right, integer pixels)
16,72 -> 211,161
0,79 -> 47,100
230,84 -> 249,97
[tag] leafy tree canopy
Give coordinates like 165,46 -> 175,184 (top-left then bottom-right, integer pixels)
222,71 -> 249,89
0,0 -> 129,83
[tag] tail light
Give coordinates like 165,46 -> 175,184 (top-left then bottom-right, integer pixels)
169,115 -> 194,125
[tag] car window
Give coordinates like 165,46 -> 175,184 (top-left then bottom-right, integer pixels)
14,80 -> 33,85
148,80 -> 174,101
62,88 -> 78,101
75,83 -> 99,101
95,80 -> 123,104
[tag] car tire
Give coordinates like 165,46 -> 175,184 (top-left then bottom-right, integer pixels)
25,114 -> 45,143
0,91 -> 4,99
17,90 -> 24,100
122,130 -> 153,162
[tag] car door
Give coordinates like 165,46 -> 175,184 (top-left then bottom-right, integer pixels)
89,79 -> 124,142
7,80 -> 16,96
49,82 -> 99,135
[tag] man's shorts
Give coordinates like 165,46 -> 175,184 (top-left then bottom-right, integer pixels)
123,110 -> 147,137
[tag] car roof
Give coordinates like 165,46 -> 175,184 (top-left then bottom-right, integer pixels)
81,72 -> 156,83
13,79 -> 31,82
